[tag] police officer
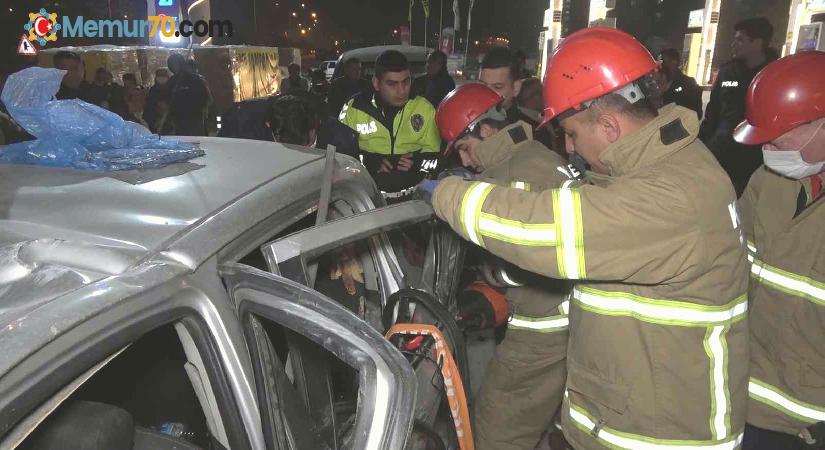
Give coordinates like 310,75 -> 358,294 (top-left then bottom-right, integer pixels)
734,51 -> 825,450
435,83 -> 573,450
340,50 -> 440,201
700,17 -> 779,195
421,28 -> 750,450
656,48 -> 703,120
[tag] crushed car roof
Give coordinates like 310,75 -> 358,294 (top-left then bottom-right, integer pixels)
0,137 -> 323,261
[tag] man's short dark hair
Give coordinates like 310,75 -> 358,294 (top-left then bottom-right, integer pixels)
54,51 -> 81,64
374,50 -> 409,78
267,94 -> 319,145
585,93 -> 658,123
659,48 -> 681,63
428,50 -> 447,65
481,46 -> 519,81
735,17 -> 773,47
122,73 -> 137,84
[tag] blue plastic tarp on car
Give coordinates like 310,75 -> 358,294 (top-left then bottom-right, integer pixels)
0,67 -> 204,171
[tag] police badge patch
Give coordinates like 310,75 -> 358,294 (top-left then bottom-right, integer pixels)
411,114 -> 424,132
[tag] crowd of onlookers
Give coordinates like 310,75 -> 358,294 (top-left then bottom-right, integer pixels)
0,15 -> 778,199
0,50 -> 213,145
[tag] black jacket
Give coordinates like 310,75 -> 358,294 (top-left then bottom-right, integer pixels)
662,72 -> 703,120
506,103 -> 558,151
55,80 -> 95,102
168,71 -> 210,135
327,76 -> 371,117
144,84 -> 172,134
699,50 -> 779,196
412,71 -> 456,108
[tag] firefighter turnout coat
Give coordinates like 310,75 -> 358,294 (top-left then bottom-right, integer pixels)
432,105 -> 750,450
739,167 -> 825,436
471,121 -> 575,450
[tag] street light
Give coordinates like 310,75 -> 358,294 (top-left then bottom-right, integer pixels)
311,12 -> 317,18
292,12 -> 297,17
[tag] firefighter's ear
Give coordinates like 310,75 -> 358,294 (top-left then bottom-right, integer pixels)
596,113 -> 622,144
372,75 -> 380,92
479,123 -> 498,139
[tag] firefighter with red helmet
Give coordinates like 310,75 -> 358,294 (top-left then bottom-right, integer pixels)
434,83 -> 574,450
420,28 -> 750,449
734,51 -> 825,450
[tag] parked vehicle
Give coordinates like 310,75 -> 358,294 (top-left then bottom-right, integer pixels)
0,137 -> 469,449
332,45 -> 430,80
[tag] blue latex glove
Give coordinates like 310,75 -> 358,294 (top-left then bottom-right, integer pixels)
416,179 -> 441,204
437,166 -> 477,181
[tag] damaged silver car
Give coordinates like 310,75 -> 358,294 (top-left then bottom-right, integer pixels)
0,138 -> 474,450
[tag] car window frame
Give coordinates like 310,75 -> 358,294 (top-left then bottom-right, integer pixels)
220,262 -> 418,450
0,291 -> 253,450
260,201 -> 433,302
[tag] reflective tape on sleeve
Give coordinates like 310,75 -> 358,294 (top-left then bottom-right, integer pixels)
509,313 -> 568,333
554,184 -> 586,279
477,213 -> 557,246
459,182 -> 495,247
749,378 -> 825,424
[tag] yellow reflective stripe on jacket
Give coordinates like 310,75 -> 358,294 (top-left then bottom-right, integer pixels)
510,181 -> 531,191
572,287 -> 748,327
747,252 -> 825,307
509,300 -> 570,333
460,182 -> 495,247
478,213 -> 557,246
704,325 -> 732,440
509,313 -> 568,333
457,182 -> 584,269
566,395 -> 745,450
459,181 -> 557,247
553,182 -> 586,279
749,378 -> 825,424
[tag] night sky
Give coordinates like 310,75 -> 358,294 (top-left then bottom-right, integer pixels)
0,0 -> 550,70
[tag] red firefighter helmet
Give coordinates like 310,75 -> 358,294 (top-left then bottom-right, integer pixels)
541,27 -> 658,125
734,51 -> 825,145
436,83 -> 503,156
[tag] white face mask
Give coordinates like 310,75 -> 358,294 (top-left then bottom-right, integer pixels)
762,122 -> 825,179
